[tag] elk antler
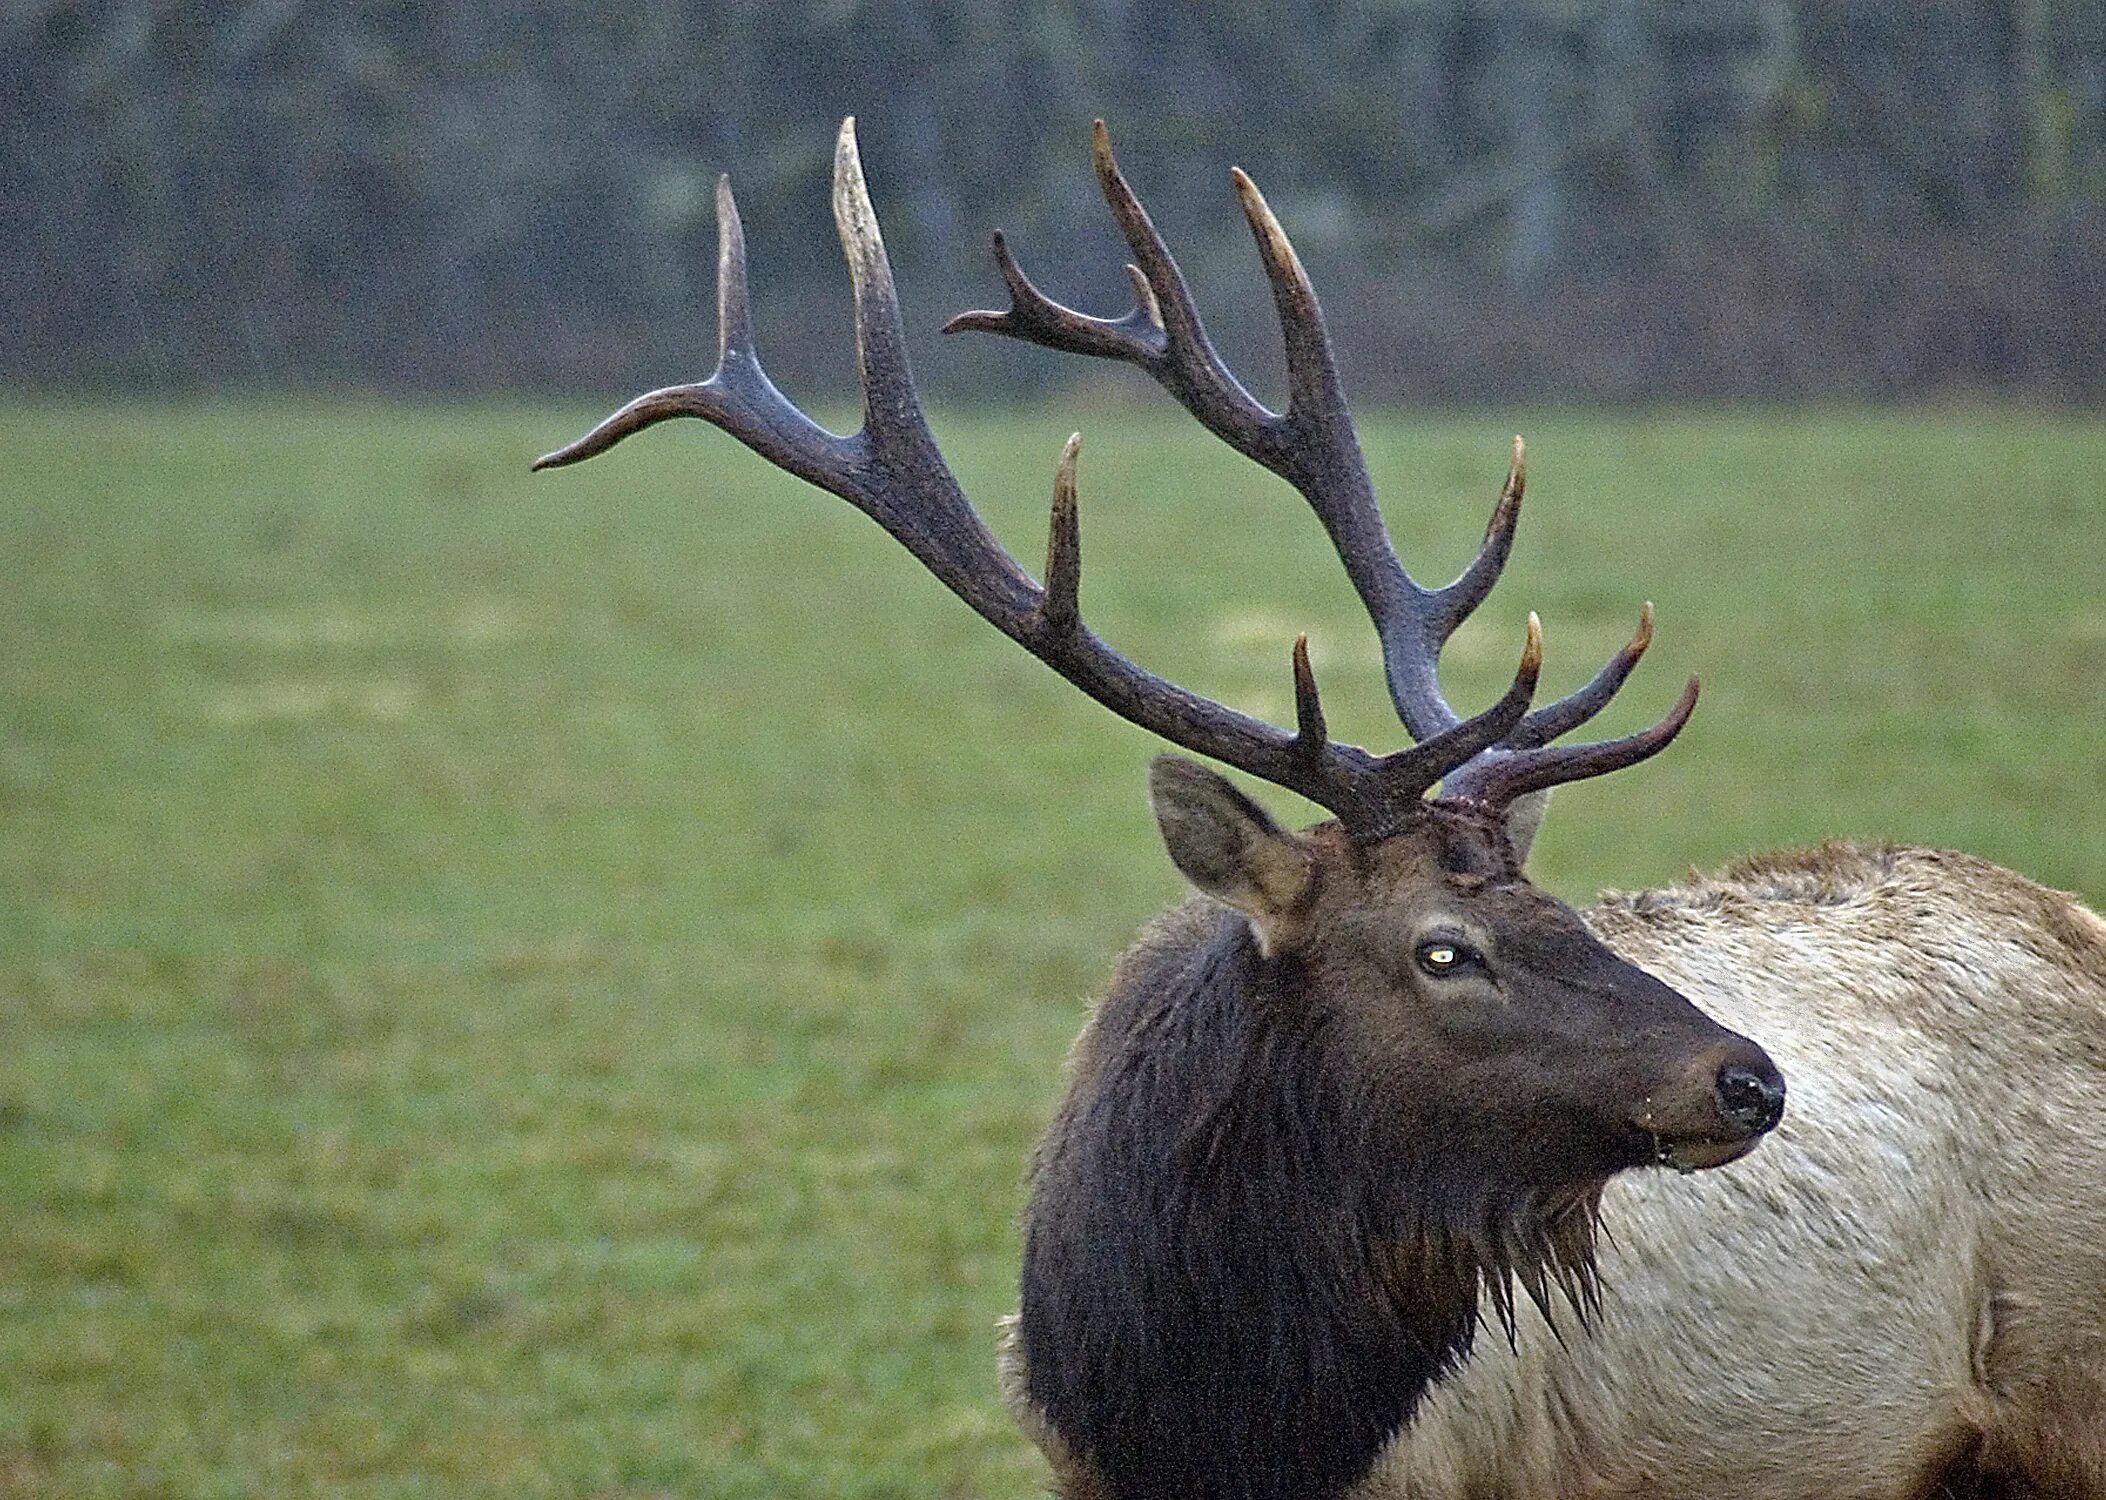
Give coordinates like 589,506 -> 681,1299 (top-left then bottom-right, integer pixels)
535,119 -> 1690,839
945,121 -> 1696,809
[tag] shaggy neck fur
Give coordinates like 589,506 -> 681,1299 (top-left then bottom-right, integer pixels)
1018,910 -> 1601,1500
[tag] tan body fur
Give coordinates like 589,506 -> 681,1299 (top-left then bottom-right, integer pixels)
1005,841 -> 2106,1499
1360,842 -> 2106,1499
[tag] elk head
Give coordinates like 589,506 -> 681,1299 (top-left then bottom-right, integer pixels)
1145,756 -> 1781,1192
534,118 -> 1784,1287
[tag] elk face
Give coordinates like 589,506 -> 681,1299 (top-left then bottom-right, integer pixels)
1150,756 -> 1785,1185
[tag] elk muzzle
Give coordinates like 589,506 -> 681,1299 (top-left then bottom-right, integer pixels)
1632,1039 -> 1786,1171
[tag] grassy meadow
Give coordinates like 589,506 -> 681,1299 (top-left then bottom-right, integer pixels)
1,399 -> 2101,1498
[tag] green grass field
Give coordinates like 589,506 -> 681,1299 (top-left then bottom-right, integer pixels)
2,400 -> 2101,1498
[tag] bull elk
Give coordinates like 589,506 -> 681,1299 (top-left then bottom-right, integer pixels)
535,122 -> 2106,1500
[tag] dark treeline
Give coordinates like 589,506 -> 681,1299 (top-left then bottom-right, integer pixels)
8,1 -> 2105,402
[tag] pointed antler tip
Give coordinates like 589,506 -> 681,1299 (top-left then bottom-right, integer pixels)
1649,676 -> 1702,743
1291,632 -> 1326,746
1051,431 -> 1082,498
1230,167 -> 1278,229
1231,168 -> 1307,286
1042,436 -> 1084,633
1654,675 -> 1702,738
830,117 -> 893,286
833,119 -> 866,190
1091,119 -> 1118,172
714,175 -> 743,240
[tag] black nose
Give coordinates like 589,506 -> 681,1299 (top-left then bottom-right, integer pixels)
1714,1061 -> 1787,1135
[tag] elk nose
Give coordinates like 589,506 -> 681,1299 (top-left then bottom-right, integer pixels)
1714,1059 -> 1787,1135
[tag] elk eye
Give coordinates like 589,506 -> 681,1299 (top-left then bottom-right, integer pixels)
1416,938 -> 1479,977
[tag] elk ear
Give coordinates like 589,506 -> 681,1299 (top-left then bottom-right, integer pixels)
1148,756 -> 1313,944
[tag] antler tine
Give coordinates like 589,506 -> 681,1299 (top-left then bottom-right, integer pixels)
1450,676 -> 1701,808
533,175 -> 843,484
798,120 -> 1035,609
1431,436 -> 1526,644
940,230 -> 1168,366
1228,165 -> 1419,625
1020,434 -> 1386,822
1290,634 -> 1326,750
834,120 -> 942,456
1124,263 -> 1163,329
944,124 -> 1272,455
1088,122 -> 1275,448
1040,433 -> 1084,635
1227,169 -> 1354,457
1508,603 -> 1653,750
714,173 -> 755,361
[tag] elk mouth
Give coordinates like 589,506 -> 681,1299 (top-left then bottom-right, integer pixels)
1647,1131 -> 1766,1174
1609,1120 -> 1766,1175
1629,1095 -> 1783,1174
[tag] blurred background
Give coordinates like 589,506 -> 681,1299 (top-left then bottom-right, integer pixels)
4,5 -> 2104,1500
11,0 -> 2106,401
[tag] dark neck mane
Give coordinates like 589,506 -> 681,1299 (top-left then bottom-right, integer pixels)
1017,909 -> 1598,1500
